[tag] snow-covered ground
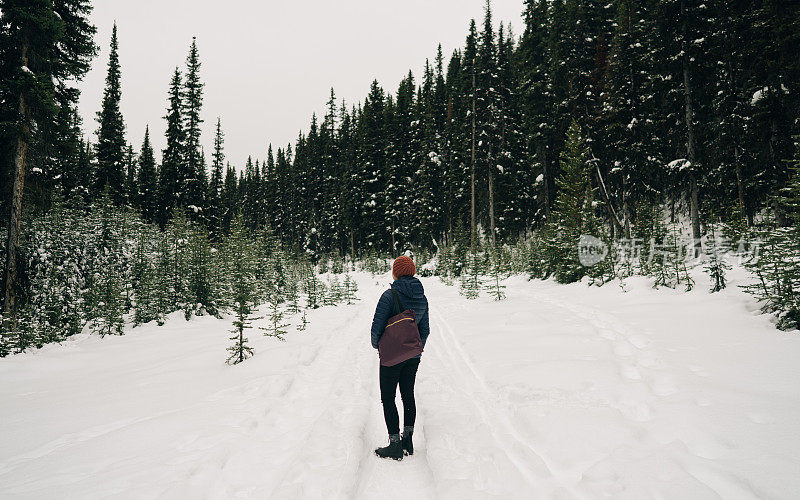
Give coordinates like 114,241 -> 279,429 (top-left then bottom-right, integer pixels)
2,270 -> 799,499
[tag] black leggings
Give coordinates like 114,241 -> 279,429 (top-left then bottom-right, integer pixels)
379,357 -> 421,435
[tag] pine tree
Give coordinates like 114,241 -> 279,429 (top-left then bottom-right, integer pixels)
182,37 -> 205,221
343,273 -> 358,304
459,250 -> 483,299
286,277 -> 301,314
263,290 -> 289,341
703,219 -> 729,292
137,126 -> 158,223
226,216 -> 258,364
602,0 -> 663,238
483,248 -> 506,300
358,81 -> 388,251
124,144 -> 137,206
298,309 -> 309,331
94,23 -> 126,204
91,192 -> 126,336
304,272 -> 321,309
207,118 -> 225,240
158,68 -> 186,226
131,223 -> 158,326
186,221 -> 215,316
545,121 -> 595,283
164,209 -> 191,311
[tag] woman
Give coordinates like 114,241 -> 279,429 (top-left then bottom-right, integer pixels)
370,255 -> 430,460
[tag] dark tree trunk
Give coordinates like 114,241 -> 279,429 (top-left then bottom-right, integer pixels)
488,164 -> 495,248
470,59 -> 477,249
681,0 -> 702,250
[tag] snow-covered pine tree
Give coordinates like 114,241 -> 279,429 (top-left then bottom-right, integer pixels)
207,118 -> 225,241
91,192 -> 126,337
635,201 -> 666,276
286,277 -> 301,314
137,126 -> 158,223
326,275 -> 342,305
94,23 -> 127,205
544,121 -> 594,284
186,221 -> 215,316
158,68 -> 186,226
320,278 -> 335,306
483,249 -> 506,300
459,250 -> 483,299
263,289 -> 289,342
226,216 -> 258,364
703,214 -> 730,293
19,199 -> 90,347
741,143 -> 800,328
163,209 -> 191,313
151,226 -> 172,325
343,273 -> 359,304
182,37 -> 206,223
298,309 -> 309,332
742,213 -> 800,329
124,145 -> 137,207
602,0 -> 663,239
304,272 -> 321,309
131,221 -> 159,326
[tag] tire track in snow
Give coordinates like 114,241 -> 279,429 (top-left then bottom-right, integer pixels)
427,308 -> 588,499
256,302 -> 377,498
268,278 -> 437,499
349,362 -> 437,500
164,300 -> 377,498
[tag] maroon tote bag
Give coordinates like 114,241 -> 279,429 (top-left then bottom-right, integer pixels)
377,289 -> 424,367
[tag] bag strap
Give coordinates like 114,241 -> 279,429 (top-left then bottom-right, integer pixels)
390,288 -> 404,315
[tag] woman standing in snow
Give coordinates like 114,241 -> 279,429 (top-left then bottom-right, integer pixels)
371,256 -> 430,460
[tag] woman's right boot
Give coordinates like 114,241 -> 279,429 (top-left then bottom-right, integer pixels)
401,426 -> 414,456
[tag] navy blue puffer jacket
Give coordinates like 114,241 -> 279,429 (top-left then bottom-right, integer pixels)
370,276 -> 430,357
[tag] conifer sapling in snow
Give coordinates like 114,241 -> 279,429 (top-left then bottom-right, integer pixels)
225,217 -> 258,364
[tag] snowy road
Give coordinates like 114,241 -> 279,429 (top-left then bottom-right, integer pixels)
2,272 -> 800,499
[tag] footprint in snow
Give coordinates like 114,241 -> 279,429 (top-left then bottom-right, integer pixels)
651,375 -> 678,396
617,399 -> 653,422
620,364 -> 642,380
748,412 -> 773,424
689,365 -> 709,377
613,342 -> 634,357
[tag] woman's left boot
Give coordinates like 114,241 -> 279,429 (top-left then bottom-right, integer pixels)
375,434 -> 403,460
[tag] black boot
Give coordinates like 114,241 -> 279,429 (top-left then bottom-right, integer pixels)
401,426 -> 414,456
375,434 -> 403,460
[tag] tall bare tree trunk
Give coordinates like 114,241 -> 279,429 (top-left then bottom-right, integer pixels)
446,98 -> 454,246
4,37 -> 31,325
488,164 -> 496,248
733,145 -> 748,225
470,59 -> 477,249
594,164 -> 624,238
681,0 -> 701,251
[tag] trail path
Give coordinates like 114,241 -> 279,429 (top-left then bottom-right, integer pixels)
2,273 -> 799,499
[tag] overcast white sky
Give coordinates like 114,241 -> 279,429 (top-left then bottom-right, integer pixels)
77,0 -> 525,169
